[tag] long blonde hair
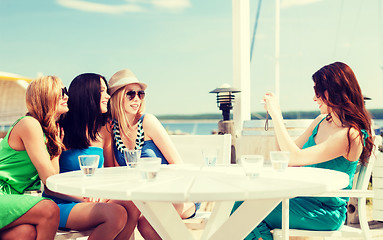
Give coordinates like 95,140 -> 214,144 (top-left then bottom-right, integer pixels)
110,86 -> 146,140
26,76 -> 65,158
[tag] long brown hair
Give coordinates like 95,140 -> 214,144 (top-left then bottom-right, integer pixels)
312,62 -> 373,165
26,76 -> 65,158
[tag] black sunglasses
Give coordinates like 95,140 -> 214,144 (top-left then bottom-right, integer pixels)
61,87 -> 68,99
126,90 -> 145,100
313,86 -> 320,98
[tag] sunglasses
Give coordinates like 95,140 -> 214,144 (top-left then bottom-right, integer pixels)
313,86 -> 320,98
61,87 -> 68,99
126,90 -> 145,100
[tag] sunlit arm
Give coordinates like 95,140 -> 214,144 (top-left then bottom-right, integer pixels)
19,117 -> 59,185
101,123 -> 116,167
264,93 -> 361,166
143,114 -> 183,164
273,114 -> 363,166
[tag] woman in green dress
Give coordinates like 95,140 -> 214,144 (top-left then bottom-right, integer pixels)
0,76 -> 67,239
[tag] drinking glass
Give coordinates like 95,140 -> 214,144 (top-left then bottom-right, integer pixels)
78,155 -> 100,176
137,157 -> 161,181
124,149 -> 141,168
202,148 -> 218,166
270,151 -> 290,172
241,155 -> 264,179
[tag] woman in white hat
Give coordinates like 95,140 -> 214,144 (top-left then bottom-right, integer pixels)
107,69 -> 200,239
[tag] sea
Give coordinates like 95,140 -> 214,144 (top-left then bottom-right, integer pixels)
160,119 -> 383,135
161,121 -> 219,135
1,119 -> 382,137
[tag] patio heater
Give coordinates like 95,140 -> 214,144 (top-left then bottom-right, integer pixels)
210,84 -> 241,163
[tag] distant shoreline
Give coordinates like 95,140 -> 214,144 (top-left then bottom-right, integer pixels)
161,119 -> 221,123
157,109 -> 383,121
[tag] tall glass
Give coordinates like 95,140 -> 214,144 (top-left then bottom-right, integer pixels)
137,157 -> 161,181
78,155 -> 100,176
241,155 -> 264,179
124,149 -> 141,168
270,151 -> 290,172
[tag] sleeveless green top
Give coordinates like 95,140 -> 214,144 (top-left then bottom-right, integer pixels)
0,116 -> 46,229
0,116 -> 41,194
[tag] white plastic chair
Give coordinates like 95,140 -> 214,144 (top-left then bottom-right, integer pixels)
169,134 -> 232,166
55,230 -> 135,240
273,137 -> 380,240
54,230 -> 93,240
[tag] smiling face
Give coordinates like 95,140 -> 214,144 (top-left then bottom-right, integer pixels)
56,85 -> 69,118
123,83 -> 144,115
100,78 -> 110,113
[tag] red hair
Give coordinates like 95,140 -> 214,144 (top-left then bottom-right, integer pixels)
312,62 -> 373,165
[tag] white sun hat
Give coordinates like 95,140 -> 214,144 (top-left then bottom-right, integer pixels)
108,69 -> 147,96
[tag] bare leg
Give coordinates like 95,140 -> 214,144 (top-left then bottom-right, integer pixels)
0,199 -> 60,240
107,199 -> 141,240
0,224 -> 36,240
173,202 -> 196,219
137,216 -> 161,240
65,202 -> 127,240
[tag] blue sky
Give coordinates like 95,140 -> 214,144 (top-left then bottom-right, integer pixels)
1,0 -> 382,117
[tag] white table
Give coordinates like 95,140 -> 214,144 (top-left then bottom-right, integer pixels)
46,165 -> 349,240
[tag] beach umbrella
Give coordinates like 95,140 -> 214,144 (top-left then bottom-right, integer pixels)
0,72 -> 32,135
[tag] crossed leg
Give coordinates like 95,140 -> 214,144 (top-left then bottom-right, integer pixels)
64,202 -> 128,240
107,199 -> 141,240
0,199 -> 60,240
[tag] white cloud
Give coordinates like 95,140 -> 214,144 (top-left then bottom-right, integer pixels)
281,0 -> 322,9
151,0 -> 191,11
57,0 -> 191,14
57,0 -> 144,13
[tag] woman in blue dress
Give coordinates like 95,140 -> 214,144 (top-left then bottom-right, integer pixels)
232,62 -> 374,240
43,73 -> 139,240
107,69 -> 200,240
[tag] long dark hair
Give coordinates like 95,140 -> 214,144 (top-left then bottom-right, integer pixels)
312,62 -> 373,165
61,73 -> 109,149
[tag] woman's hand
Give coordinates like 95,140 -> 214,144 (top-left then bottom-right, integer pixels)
83,197 -> 108,203
57,123 -> 64,143
263,92 -> 282,120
